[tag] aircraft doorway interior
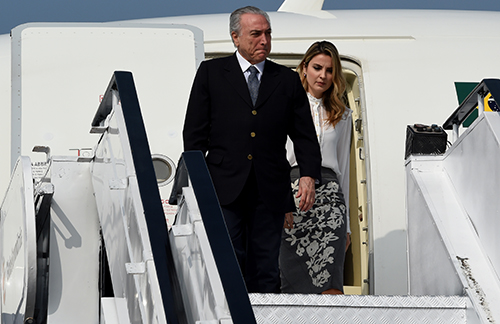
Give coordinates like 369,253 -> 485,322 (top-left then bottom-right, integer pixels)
206,53 -> 370,295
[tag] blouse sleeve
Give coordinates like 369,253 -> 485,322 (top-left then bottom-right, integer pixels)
337,109 -> 353,234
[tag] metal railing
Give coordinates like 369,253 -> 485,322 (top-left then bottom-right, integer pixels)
443,78 -> 500,142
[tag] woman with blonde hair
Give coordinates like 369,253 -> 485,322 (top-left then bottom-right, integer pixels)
280,41 -> 352,294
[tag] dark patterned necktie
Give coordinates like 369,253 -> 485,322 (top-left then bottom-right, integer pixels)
248,66 -> 260,106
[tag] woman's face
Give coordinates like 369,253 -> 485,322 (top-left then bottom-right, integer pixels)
305,53 -> 333,99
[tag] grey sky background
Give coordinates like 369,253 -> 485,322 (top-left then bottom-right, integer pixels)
2,0 -> 500,35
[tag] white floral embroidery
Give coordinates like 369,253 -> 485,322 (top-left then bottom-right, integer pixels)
284,178 -> 345,288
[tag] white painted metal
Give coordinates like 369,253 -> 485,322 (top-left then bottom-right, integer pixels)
406,112 -> 500,322
101,298 -> 132,324
444,112 -> 500,277
169,187 -> 232,323
0,34 -> 10,200
278,0 -> 326,12
406,160 -> 463,296
453,123 -> 459,143
478,93 -> 485,117
47,157 -> 101,323
9,22 -> 204,227
0,157 -> 36,324
91,92 -> 168,324
1,22 -> 206,323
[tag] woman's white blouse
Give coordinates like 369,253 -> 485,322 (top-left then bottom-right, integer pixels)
287,92 -> 352,233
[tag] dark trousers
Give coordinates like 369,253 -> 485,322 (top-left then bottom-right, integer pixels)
221,169 -> 285,293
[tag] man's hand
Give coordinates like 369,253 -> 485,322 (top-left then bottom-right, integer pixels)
296,176 -> 315,211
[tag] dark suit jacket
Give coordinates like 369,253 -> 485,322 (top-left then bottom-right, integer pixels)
183,53 -> 321,213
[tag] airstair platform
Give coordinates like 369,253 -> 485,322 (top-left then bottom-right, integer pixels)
250,294 -> 467,323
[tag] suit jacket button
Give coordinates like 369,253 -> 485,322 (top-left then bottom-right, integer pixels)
247,154 -> 253,160
252,110 -> 257,115
250,132 -> 256,137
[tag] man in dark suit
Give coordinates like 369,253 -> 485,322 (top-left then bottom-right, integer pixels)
183,6 -> 321,293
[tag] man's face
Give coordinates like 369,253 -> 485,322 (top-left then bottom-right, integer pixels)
232,13 -> 271,65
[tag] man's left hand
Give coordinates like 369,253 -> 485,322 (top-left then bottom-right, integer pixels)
296,176 -> 315,211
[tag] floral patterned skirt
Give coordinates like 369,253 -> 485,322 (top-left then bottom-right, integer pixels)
279,167 -> 347,293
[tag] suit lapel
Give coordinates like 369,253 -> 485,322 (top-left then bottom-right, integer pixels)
255,60 -> 280,108
223,55 -> 282,109
224,54 -> 253,107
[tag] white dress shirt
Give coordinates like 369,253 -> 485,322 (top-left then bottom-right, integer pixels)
287,92 -> 352,233
236,50 -> 265,82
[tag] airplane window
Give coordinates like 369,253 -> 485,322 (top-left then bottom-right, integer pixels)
152,154 -> 176,186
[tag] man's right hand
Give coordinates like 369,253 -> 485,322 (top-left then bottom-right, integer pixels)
296,176 -> 315,212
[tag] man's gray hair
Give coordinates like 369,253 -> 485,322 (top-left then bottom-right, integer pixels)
230,6 -> 271,39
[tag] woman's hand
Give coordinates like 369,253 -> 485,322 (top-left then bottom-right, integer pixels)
284,212 -> 294,229
346,233 -> 351,252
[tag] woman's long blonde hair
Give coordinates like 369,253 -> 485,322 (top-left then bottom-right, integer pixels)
297,41 -> 347,127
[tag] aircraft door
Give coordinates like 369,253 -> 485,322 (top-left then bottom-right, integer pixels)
10,23 -> 205,228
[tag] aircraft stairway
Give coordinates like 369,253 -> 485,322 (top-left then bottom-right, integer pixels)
406,79 -> 500,323
1,72 -> 489,323
173,148 -> 468,323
